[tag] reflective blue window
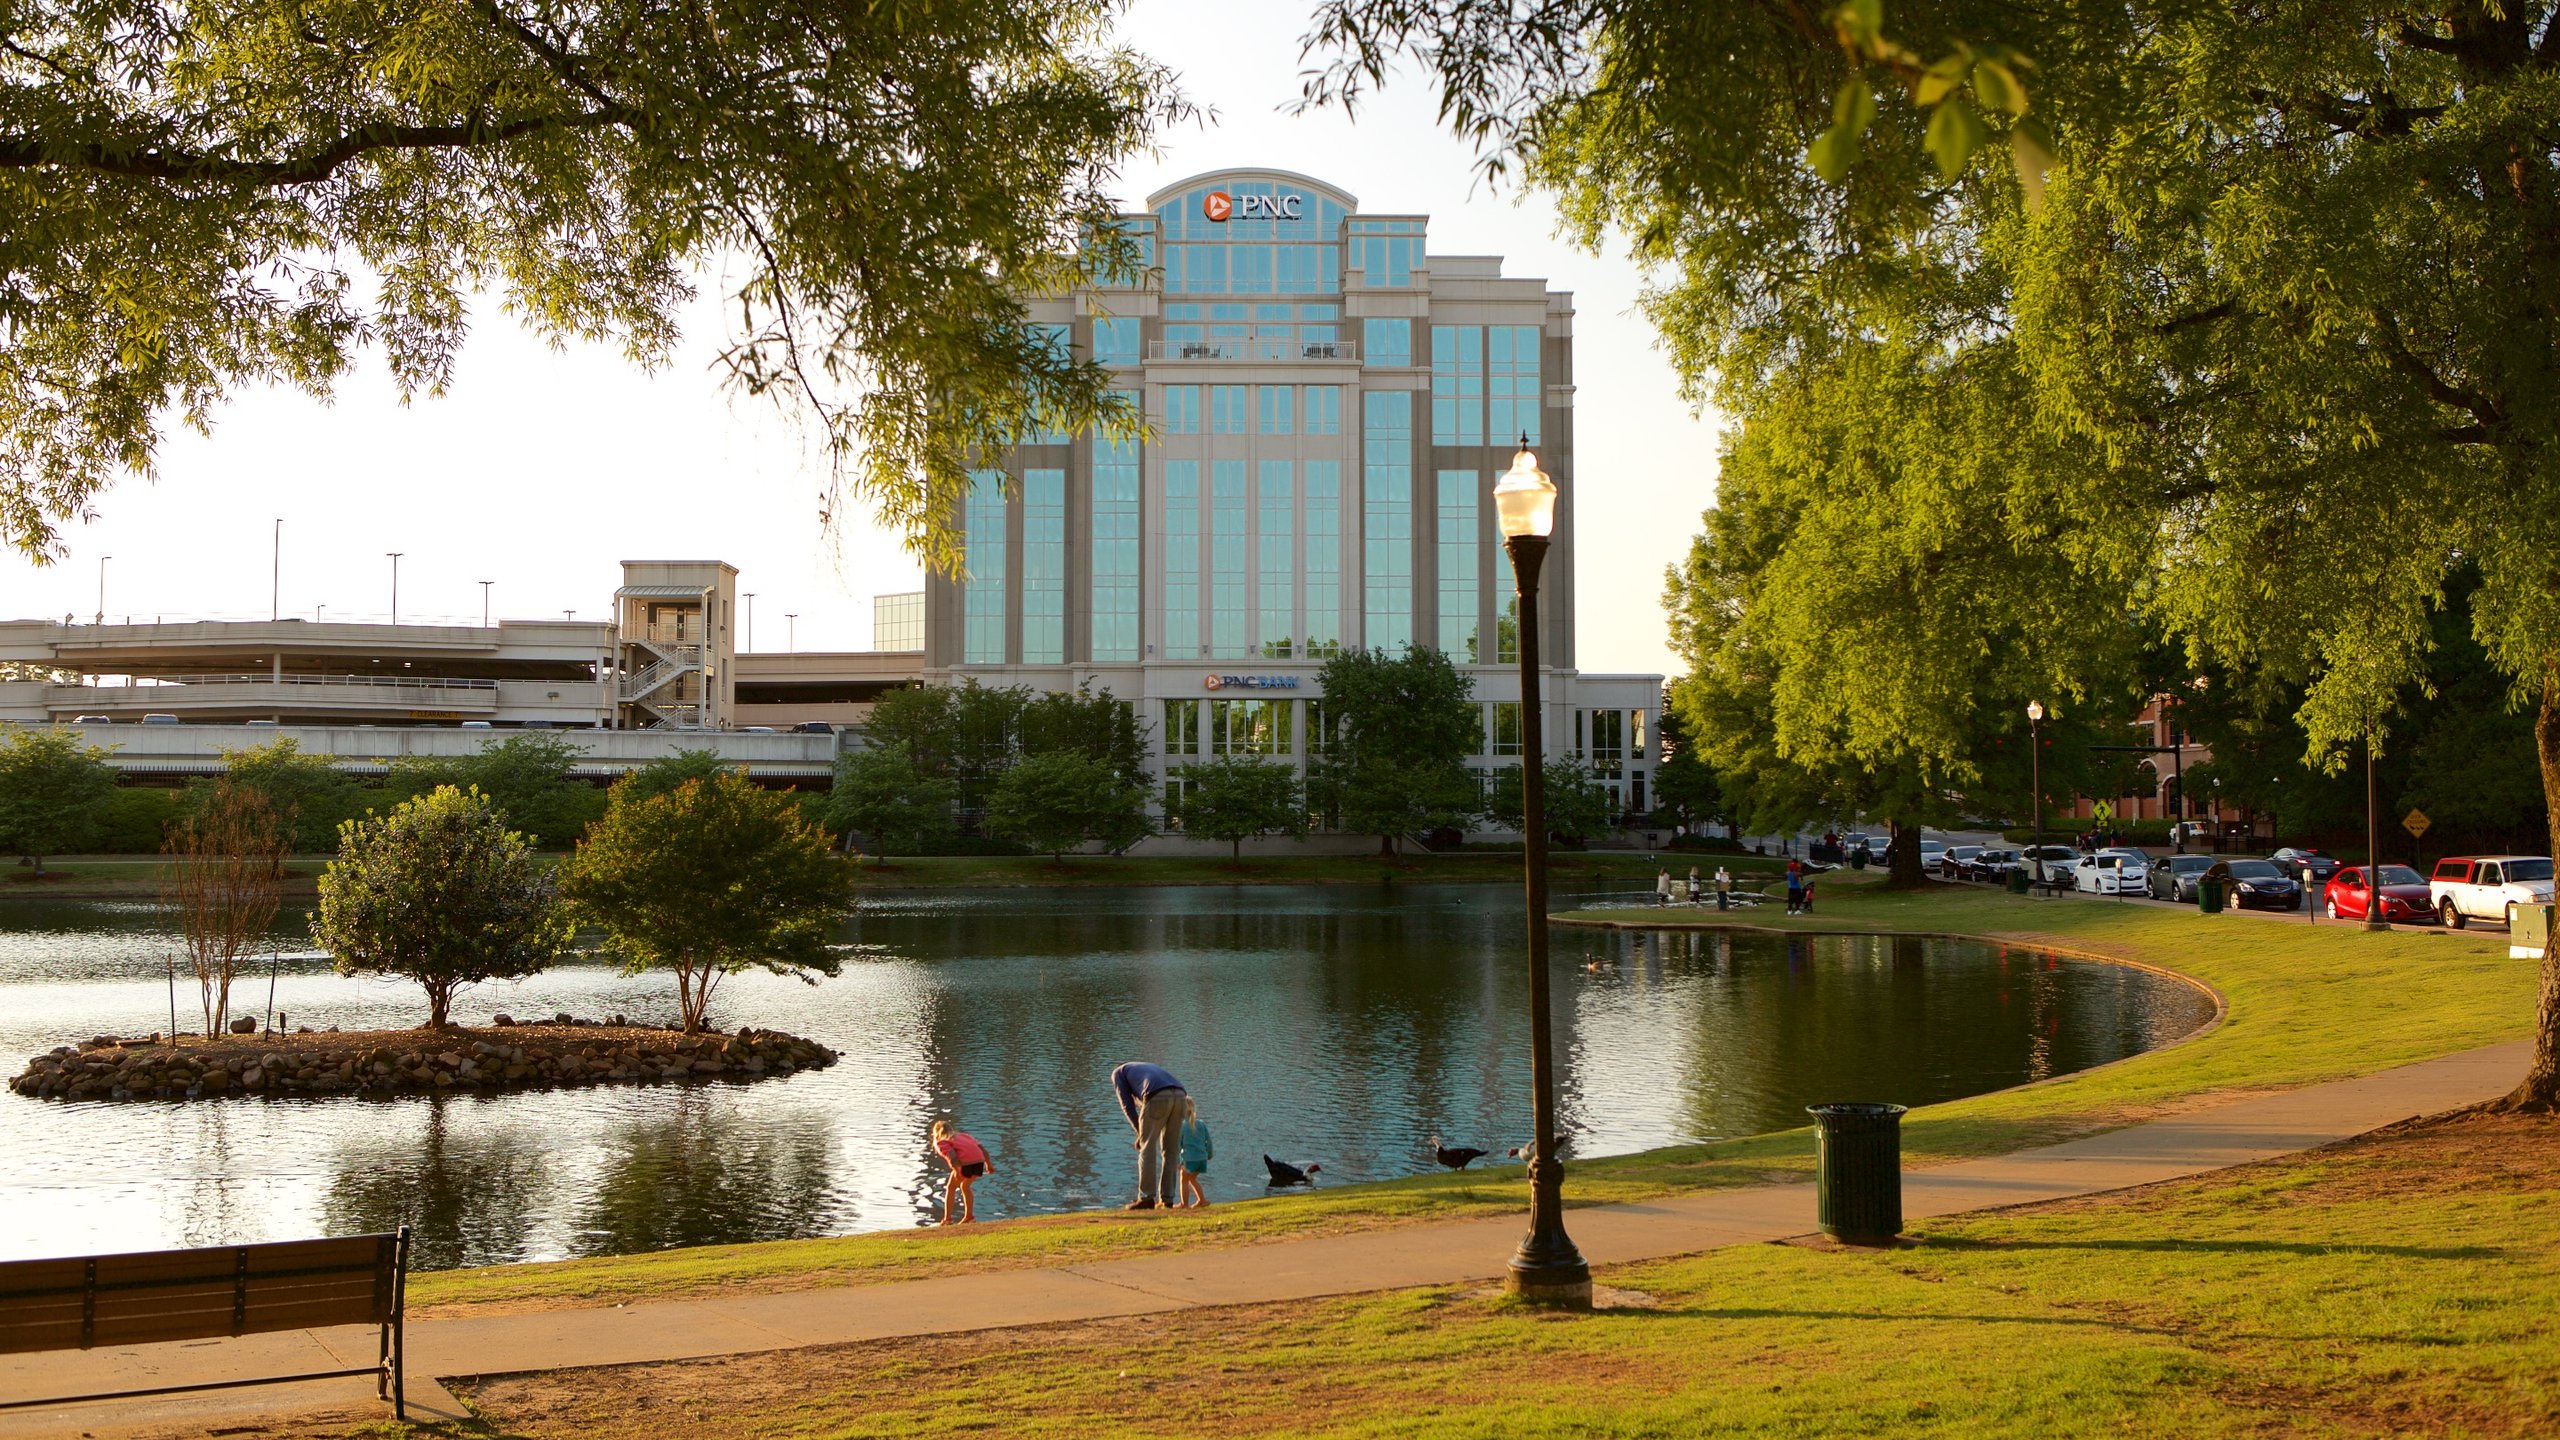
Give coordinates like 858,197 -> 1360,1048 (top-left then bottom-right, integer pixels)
1257,385 -> 1294,435
963,469 -> 1008,664
1164,461 -> 1200,658
1210,385 -> 1249,435
1163,385 -> 1201,434
1021,468 -> 1066,664
1092,317 -> 1141,368
1211,460 -> 1249,658
1305,385 -> 1342,435
1091,409 -> 1141,662
1488,325 -> 1542,445
1259,461 -> 1294,658
1432,326 -> 1485,445
1363,392 -> 1414,652
1364,318 -> 1412,368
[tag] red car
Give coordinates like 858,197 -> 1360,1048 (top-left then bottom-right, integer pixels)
2322,864 -> 2436,923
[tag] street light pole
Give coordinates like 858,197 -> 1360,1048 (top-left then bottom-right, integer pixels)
95,555 -> 109,625
786,612 -> 798,652
480,581 -> 494,628
386,553 -> 403,624
1494,438 -> 1590,1310
272,520 -> 282,621
2028,700 -> 2047,884
745,593 -> 756,652
2365,728 -> 2389,932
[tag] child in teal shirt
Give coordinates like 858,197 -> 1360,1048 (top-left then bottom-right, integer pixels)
1177,1098 -> 1214,1208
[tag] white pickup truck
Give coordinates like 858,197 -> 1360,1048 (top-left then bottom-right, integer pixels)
2428,856 -> 2556,929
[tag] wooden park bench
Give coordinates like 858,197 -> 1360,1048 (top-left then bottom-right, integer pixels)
0,1228 -> 410,1420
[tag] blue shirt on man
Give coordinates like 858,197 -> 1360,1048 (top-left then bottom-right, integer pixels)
1112,1062 -> 1185,1131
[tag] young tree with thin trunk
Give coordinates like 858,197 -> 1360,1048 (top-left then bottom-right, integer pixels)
163,780 -> 287,1038
311,785 -> 570,1028
1177,755 -> 1305,862
561,771 -> 852,1032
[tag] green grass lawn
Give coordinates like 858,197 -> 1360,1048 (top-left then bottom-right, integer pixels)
445,1106 -> 2560,1439
403,882 -> 2538,1317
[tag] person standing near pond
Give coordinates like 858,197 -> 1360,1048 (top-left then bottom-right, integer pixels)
1656,869 -> 1675,906
929,1118 -> 991,1225
1112,1060 -> 1187,1210
1785,859 -> 1806,915
1177,1097 -> 1214,1208
1715,865 -> 1734,911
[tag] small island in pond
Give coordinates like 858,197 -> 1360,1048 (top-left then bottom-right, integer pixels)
7,1020 -> 837,1102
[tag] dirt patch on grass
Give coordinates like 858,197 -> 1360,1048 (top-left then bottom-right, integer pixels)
454,1291 -> 1689,1439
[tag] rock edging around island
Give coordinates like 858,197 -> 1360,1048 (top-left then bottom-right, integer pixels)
6,1020 -> 838,1102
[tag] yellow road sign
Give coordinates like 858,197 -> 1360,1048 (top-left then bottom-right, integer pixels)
2403,808 -> 2431,838
2090,800 -> 2114,823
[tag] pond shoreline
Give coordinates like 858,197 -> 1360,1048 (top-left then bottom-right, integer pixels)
6,1020 -> 837,1102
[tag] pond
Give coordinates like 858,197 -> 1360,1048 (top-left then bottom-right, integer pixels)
0,885 -> 2214,1270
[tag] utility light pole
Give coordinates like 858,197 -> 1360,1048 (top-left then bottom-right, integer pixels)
1492,437 -> 1589,1310
386,553 -> 403,625
2365,729 -> 2389,932
786,612 -> 797,652
480,581 -> 494,628
2028,700 -> 2047,884
95,555 -> 109,625
745,593 -> 756,652
272,520 -> 282,621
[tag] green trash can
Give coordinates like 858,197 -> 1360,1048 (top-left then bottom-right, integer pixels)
1808,1102 -> 1908,1245
2197,878 -> 2225,915
2005,868 -> 2030,895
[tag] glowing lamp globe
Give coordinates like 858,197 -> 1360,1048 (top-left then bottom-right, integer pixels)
1493,439 -> 1557,540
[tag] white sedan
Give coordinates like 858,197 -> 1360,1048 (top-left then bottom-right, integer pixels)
2074,854 -> 2141,896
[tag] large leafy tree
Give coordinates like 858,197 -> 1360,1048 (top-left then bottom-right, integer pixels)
1310,1 -> 2560,1105
983,750 -> 1150,861
188,737 -> 362,853
827,744 -> 958,858
2,0 -> 1181,562
1175,754 -> 1304,861
561,770 -> 852,1031
1485,755 -> 1613,844
311,784 -> 570,1027
1306,646 -> 1481,854
0,724 -> 116,873
388,732 -> 602,847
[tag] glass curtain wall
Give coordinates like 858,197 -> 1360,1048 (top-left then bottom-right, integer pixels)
1437,470 -> 1479,659
1211,460 -> 1249,658
1304,461 -> 1342,657
963,469 -> 1008,663
1091,400 -> 1141,662
1259,461 -> 1295,657
1362,392 -> 1414,651
1163,461 -> 1200,658
1021,469 -> 1066,663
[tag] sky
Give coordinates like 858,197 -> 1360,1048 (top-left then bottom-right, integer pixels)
0,2 -> 1722,676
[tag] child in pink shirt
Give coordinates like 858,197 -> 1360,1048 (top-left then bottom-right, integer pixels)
931,1118 -> 992,1224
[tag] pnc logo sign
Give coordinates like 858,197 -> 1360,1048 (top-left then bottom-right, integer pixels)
1200,191 -> 1303,223
1203,673 -> 1301,691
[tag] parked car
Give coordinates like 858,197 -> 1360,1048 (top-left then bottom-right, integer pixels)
1966,847 -> 2021,881
2428,855 -> 2556,930
2149,854 -> 2217,902
793,721 -> 835,734
2219,858 -> 2303,911
1939,844 -> 1984,878
140,713 -> 180,725
2019,844 -> 2080,884
2073,853 -> 2141,896
70,714 -> 112,724
2272,847 -> 2343,886
2323,864 -> 2435,924
1917,839 -> 1946,869
2096,847 -> 2152,891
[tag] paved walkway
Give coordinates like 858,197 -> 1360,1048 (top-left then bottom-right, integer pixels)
1,1039 -> 2528,1437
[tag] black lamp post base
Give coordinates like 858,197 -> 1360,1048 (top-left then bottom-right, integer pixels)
1504,1256 -> 1593,1308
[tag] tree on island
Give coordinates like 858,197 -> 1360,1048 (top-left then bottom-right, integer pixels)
1484,756 -> 1613,846
164,779 -> 288,1037
561,771 -> 853,1032
0,725 -> 117,874
311,785 -> 571,1028
1176,755 -> 1305,862
983,751 -> 1151,862
1305,647 -> 1480,855
0,0 -> 1185,564
827,744 -> 958,858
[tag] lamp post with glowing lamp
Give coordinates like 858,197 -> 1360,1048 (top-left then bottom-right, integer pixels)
1493,437 -> 1591,1309
2027,700 -> 2047,884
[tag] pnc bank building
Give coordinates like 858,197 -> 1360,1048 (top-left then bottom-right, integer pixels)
923,168 -> 1664,825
